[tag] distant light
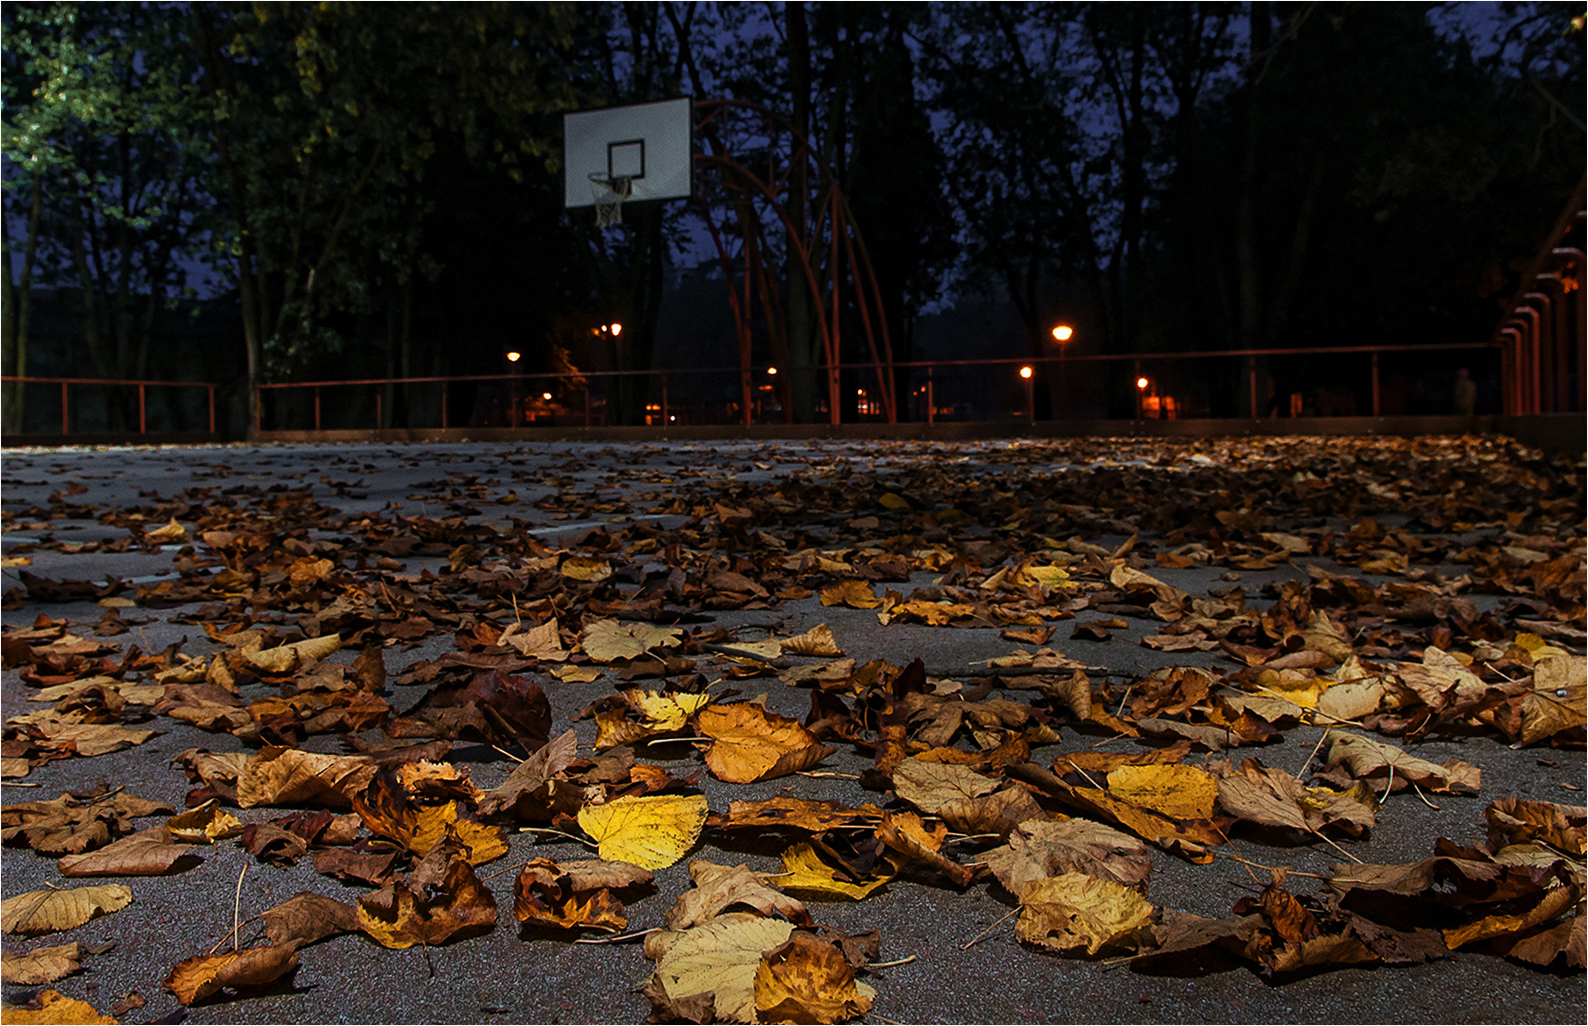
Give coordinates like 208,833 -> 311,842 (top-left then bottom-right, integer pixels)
1136,377 -> 1149,390
766,366 -> 778,376
610,322 -> 623,337
1051,325 -> 1074,342
1019,366 -> 1033,379
506,351 -> 521,363
857,388 -> 866,396
542,392 -> 553,401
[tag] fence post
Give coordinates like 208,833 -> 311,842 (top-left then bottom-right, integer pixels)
138,384 -> 147,434
208,385 -> 216,435
441,384 -> 448,429
314,387 -> 322,430
661,375 -> 669,427
1371,351 -> 1380,418
376,390 -> 383,430
61,381 -> 68,435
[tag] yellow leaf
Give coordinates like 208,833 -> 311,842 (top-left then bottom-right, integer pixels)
1105,763 -> 1219,821
1016,872 -> 1155,955
578,794 -> 708,870
0,942 -> 86,986
878,492 -> 910,510
818,580 -> 882,609
778,843 -> 895,900
0,988 -> 118,1024
644,913 -> 796,1024
553,664 -> 602,683
145,518 -> 189,543
755,931 -> 875,1023
1,885 -> 131,936
164,942 -> 301,1005
245,633 -> 341,674
780,624 -> 843,657
165,799 -> 244,843
581,619 -> 683,663
560,556 -> 613,582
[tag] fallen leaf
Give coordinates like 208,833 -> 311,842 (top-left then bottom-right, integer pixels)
0,988 -> 118,1024
819,581 -> 882,609
513,857 -> 652,933
1016,872 -> 1156,955
778,843 -> 896,900
781,624 -> 843,657
582,619 -> 683,663
696,704 -> 834,783
356,855 -> 498,949
578,793 -> 708,870
1,884 -> 131,935
261,892 -> 360,947
643,912 -> 797,1024
754,930 -> 876,1024
164,941 -> 301,1005
57,825 -> 203,877
984,818 -> 1152,898
666,860 -> 811,930
0,942 -> 87,985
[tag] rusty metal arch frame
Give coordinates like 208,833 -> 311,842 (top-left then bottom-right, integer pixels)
690,98 -> 897,425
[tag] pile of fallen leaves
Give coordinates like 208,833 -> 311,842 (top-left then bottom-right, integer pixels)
0,435 -> 1583,1023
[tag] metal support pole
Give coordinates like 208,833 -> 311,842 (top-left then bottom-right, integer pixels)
742,370 -> 752,427
60,381 -> 68,435
375,390 -> 383,430
138,384 -> 146,434
1371,351 -> 1380,417
1499,327 -> 1521,414
441,384 -> 448,429
314,387 -> 322,430
926,367 -> 935,426
207,385 -> 216,435
1512,308 -> 1541,414
661,375 -> 670,427
1247,357 -> 1258,419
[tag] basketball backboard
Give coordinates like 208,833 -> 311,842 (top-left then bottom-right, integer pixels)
563,97 -> 693,209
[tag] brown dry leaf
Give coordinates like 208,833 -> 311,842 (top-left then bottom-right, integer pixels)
643,912 -> 797,1024
498,620 -> 568,662
697,703 -> 834,784
712,797 -> 887,835
1016,872 -> 1156,955
1214,759 -> 1377,837
477,729 -> 580,817
57,825 -> 202,877
666,860 -> 811,931
1512,655 -> 1587,746
561,556 -> 613,582
818,580 -> 882,609
0,942 -> 86,986
0,988 -> 119,1024
1,884 -> 131,936
245,633 -> 341,675
937,786 -> 1049,838
984,818 -> 1152,898
781,624 -> 844,657
164,941 -> 301,1005
1485,797 -> 1586,857
754,931 -> 876,1024
1319,733 -> 1481,795
236,746 -> 377,809
261,892 -> 360,947
1,791 -> 174,855
145,518 -> 189,543
352,775 -> 505,865
581,619 -> 683,663
1490,905 -> 1587,968
877,810 -> 975,887
513,857 -> 652,933
356,856 -> 499,949
1443,884 -> 1581,951
165,799 -> 244,844
891,758 -> 1000,815
577,793 -> 708,870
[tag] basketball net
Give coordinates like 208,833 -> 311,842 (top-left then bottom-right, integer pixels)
590,174 -> 633,227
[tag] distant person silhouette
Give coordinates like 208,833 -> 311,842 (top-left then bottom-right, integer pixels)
1453,367 -> 1477,416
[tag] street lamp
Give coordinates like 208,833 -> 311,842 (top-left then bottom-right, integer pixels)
1051,324 -> 1074,343
609,322 -> 623,337
506,351 -> 521,363
1135,375 -> 1149,420
1020,365 -> 1035,426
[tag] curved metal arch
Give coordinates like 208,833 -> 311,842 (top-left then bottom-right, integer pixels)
689,98 -> 897,424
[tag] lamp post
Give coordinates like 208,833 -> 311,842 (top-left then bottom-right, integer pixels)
1049,324 -> 1074,421
1020,365 -> 1034,426
506,351 -> 522,425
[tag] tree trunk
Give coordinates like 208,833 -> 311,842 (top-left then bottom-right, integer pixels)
1236,1 -> 1271,415
784,1 -> 818,422
2,177 -> 42,433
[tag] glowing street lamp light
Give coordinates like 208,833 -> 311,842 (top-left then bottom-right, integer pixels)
1019,365 -> 1034,379
609,322 -> 623,337
506,351 -> 522,363
1136,376 -> 1149,391
1051,324 -> 1074,343
766,366 -> 778,376
1020,365 -> 1035,426
542,392 -> 553,401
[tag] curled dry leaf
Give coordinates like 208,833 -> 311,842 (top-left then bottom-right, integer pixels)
818,580 -> 882,610
581,619 -> 683,663
666,860 -> 812,931
244,633 -> 341,675
356,856 -> 498,949
261,892 -> 360,947
0,942 -> 87,986
754,930 -> 876,1024
780,624 -> 843,657
778,843 -> 896,900
696,704 -> 834,784
236,745 -> 378,809
477,729 -> 580,817
984,818 -> 1152,898
0,988 -> 119,1025
1,884 -> 131,936
164,940 -> 302,1005
577,793 -> 708,870
1,790 -> 174,855
1485,797 -> 1586,856
1318,733 -> 1481,795
513,857 -> 652,933
164,799 -> 244,844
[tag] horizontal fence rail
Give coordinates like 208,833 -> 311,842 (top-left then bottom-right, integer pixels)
2,376 -> 220,438
253,342 -> 1508,433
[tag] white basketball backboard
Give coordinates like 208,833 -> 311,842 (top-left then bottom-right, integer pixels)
563,97 -> 693,209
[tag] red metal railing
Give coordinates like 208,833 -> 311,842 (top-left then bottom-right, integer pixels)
2,376 -> 219,437
1490,179 -> 1585,415
253,341 -> 1502,433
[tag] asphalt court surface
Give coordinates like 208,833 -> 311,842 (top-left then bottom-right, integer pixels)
0,436 -> 1583,1024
